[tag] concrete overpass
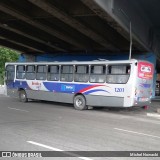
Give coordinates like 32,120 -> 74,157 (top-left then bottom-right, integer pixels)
0,0 -> 160,70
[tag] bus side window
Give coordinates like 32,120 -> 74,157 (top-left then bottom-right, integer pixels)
60,65 -> 73,82
90,65 -> 106,83
16,65 -> 25,79
48,65 -> 59,81
26,65 -> 36,80
106,65 -> 130,84
36,65 -> 47,80
74,65 -> 89,82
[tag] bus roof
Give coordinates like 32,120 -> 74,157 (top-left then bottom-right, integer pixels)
5,59 -> 151,66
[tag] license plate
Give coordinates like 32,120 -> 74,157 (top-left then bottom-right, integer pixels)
138,97 -> 148,101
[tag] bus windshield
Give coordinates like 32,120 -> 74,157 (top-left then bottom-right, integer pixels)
5,65 -> 15,82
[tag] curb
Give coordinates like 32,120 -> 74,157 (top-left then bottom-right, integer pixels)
157,108 -> 160,114
147,113 -> 160,118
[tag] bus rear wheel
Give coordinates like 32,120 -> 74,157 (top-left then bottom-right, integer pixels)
19,90 -> 28,102
74,95 -> 87,110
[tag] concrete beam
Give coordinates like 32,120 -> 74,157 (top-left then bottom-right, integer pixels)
0,35 -> 43,53
28,0 -> 119,51
83,0 -> 160,56
0,23 -> 66,52
81,0 -> 151,52
0,39 -> 30,53
0,3 -> 85,49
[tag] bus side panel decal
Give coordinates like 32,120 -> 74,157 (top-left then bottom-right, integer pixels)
139,83 -> 151,88
15,80 -> 111,95
138,62 -> 153,79
84,89 -> 110,95
43,82 -> 57,92
43,82 -> 111,95
15,80 -> 29,89
61,84 -> 75,92
78,85 -> 104,93
78,85 -> 110,94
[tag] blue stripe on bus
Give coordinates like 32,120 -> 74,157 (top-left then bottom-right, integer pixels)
14,80 -> 110,95
139,83 -> 151,88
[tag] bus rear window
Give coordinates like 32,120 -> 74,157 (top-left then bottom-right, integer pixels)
106,65 -> 130,84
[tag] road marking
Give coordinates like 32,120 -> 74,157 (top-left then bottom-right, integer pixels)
8,107 -> 29,112
114,128 -> 160,139
27,141 -> 93,160
147,113 -> 160,119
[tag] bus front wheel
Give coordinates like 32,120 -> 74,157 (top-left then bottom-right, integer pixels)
19,90 -> 28,102
74,95 -> 87,110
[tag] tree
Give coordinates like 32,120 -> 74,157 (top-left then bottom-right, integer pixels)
0,47 -> 19,84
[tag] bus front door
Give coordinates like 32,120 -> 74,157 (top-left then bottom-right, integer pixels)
5,65 -> 16,97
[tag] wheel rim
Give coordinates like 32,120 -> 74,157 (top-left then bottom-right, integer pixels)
76,98 -> 83,107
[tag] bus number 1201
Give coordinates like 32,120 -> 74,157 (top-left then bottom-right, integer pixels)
115,88 -> 124,92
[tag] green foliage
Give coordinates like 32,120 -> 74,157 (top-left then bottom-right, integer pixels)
0,47 -> 19,84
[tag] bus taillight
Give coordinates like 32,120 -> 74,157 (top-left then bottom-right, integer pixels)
135,88 -> 138,95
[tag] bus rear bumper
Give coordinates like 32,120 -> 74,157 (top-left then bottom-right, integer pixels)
133,99 -> 151,107
124,98 -> 151,107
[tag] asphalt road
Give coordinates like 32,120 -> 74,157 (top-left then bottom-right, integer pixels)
0,95 -> 160,160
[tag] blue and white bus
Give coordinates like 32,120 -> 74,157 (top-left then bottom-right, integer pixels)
5,59 -> 154,110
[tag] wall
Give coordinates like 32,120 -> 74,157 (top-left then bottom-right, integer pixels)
35,53 -> 129,62
19,53 -> 35,62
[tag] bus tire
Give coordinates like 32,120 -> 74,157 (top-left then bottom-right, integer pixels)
74,95 -> 87,110
19,90 -> 28,102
